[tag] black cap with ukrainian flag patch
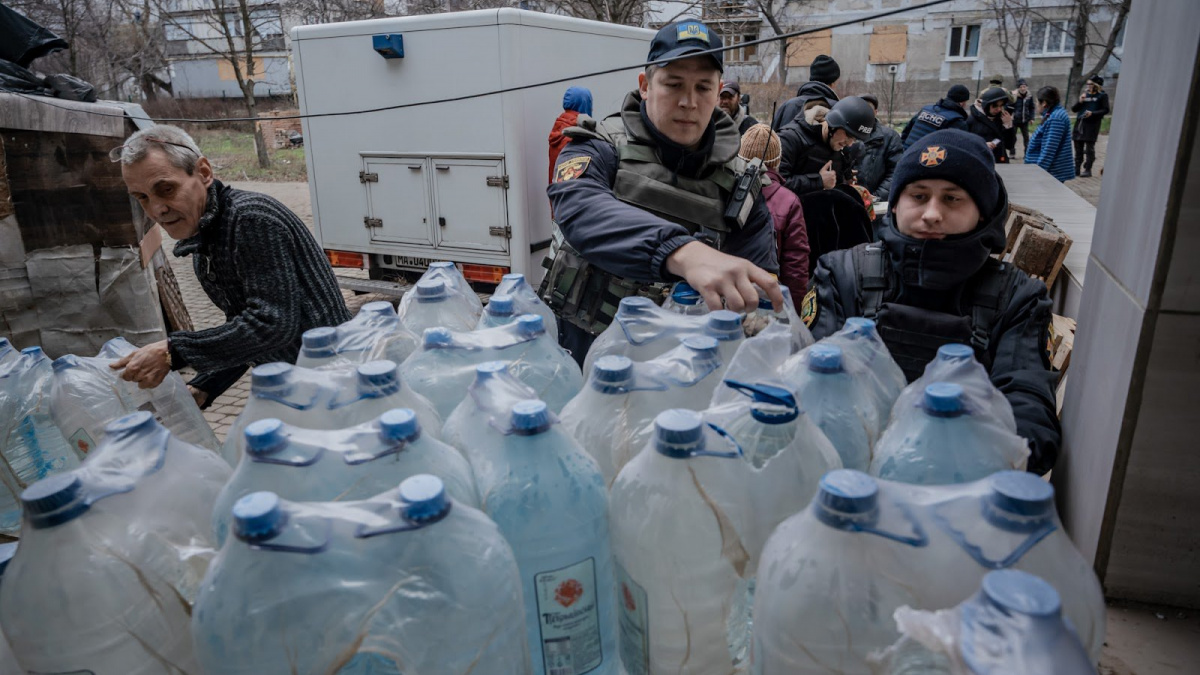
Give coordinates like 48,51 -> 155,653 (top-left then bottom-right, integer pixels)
648,21 -> 724,72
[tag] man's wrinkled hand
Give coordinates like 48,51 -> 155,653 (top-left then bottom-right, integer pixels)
666,241 -> 784,313
109,339 -> 171,389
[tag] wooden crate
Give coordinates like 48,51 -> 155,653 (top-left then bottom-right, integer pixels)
1004,202 -> 1073,290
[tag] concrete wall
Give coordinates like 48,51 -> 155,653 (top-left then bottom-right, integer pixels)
169,56 -> 293,99
1054,0 -> 1200,608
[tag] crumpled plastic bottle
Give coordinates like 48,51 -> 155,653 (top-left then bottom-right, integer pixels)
400,314 -> 582,418
609,409 -> 756,675
869,570 -> 1096,675
870,383 -> 1030,485
473,400 -> 618,675
194,476 -> 532,674
212,408 -> 478,545
751,470 -> 929,675
0,347 -> 81,535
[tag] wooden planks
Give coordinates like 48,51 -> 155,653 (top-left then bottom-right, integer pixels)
1003,202 -> 1073,290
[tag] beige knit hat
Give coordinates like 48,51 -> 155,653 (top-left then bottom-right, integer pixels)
739,123 -> 782,170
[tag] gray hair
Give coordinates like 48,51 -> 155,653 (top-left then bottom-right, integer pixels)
114,124 -> 203,175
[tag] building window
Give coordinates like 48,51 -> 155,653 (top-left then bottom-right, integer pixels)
946,24 -> 980,59
725,32 -> 759,64
1029,20 -> 1076,56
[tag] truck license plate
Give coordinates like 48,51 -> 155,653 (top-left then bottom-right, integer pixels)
394,255 -> 434,271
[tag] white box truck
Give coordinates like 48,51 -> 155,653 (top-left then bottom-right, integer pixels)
291,9 -> 654,292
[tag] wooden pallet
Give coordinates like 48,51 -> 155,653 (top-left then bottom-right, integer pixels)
1004,203 -> 1073,290
1047,313 -> 1076,372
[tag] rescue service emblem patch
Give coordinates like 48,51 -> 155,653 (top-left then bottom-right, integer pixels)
555,156 -> 591,183
677,22 -> 710,44
920,146 -> 947,167
800,288 -> 818,327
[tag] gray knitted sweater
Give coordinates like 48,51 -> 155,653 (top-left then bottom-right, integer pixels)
168,180 -> 351,401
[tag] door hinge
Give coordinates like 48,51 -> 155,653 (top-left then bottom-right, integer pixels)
364,217 -> 382,228
359,171 -> 379,183
489,225 -> 512,239
486,175 -> 510,189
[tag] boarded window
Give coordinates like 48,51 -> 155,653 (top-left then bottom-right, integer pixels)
218,58 -> 266,81
786,28 -> 832,68
869,25 -> 907,64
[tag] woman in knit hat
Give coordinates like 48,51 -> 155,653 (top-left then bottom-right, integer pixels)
740,123 -> 810,300
803,128 -> 1061,477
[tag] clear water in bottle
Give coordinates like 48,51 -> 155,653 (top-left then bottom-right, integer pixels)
473,400 -> 618,675
583,297 -> 710,374
477,293 -> 519,330
495,272 -> 559,340
398,278 -> 480,335
396,261 -> 484,322
194,477 -> 531,674
787,344 -> 879,471
890,343 -> 1016,431
837,317 -> 906,420
441,360 -> 539,474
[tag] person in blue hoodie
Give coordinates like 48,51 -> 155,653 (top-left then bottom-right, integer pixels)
548,86 -> 593,183
1024,85 -> 1075,182
803,129 -> 1061,475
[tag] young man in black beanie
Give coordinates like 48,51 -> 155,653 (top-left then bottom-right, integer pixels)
901,84 -> 971,150
802,128 -> 1061,476
772,54 -> 841,128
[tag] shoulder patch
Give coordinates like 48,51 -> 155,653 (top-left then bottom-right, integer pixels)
555,156 -> 591,183
800,288 -> 818,327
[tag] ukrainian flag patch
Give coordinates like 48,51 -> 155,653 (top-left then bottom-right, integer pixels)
677,23 -> 710,44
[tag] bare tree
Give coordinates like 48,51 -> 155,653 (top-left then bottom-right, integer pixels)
287,0 -> 392,24
987,0 -> 1032,85
534,0 -> 649,26
1079,0 -> 1130,86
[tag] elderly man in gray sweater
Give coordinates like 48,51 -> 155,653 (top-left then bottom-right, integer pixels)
109,125 -> 350,408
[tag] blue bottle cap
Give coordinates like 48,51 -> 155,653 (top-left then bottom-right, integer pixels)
511,399 -> 552,436
937,343 -> 974,361
0,542 -> 17,576
501,272 -> 526,285
423,327 -> 454,348
618,296 -> 655,315
706,310 -> 743,340
516,314 -> 545,338
20,346 -> 43,357
475,361 -> 509,381
807,345 -> 844,373
486,294 -> 515,317
980,569 -> 1062,618
232,491 -> 287,542
415,278 -> 448,302
594,355 -> 634,384
51,355 -> 80,372
244,419 -> 288,455
817,470 -> 879,515
843,317 -> 878,337
104,411 -> 156,437
21,473 -> 88,528
671,281 -> 701,306
923,382 -> 965,416
302,327 -> 338,349
680,335 -> 720,358
252,362 -> 293,390
379,408 -> 420,443
361,300 -> 396,317
988,471 -> 1055,517
725,380 -> 799,424
399,474 -> 449,522
654,409 -> 705,457
358,360 -> 399,389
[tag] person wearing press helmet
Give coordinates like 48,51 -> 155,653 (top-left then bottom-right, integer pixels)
544,20 -> 782,362
802,128 -> 1061,475
967,86 -> 1017,163
777,95 -> 876,197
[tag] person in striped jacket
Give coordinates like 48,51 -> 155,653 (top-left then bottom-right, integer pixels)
1024,86 -> 1075,182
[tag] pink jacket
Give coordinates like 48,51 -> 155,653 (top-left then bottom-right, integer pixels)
762,168 -> 811,300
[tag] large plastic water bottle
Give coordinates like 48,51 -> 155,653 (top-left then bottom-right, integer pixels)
49,346 -> 219,455
298,301 -> 419,368
752,470 -> 929,675
195,477 -> 531,674
0,347 -> 81,535
221,360 -> 442,467
401,315 -> 583,418
870,383 -> 1030,484
473,400 -> 618,675
876,570 -> 1095,675
213,408 -> 478,545
609,409 -> 755,675
296,326 -> 351,368
477,293 -> 518,330
654,335 -> 728,411
397,261 -> 484,321
495,272 -> 559,340
789,344 -> 879,471
839,317 -> 906,418
441,360 -> 538,473
892,343 -> 1016,431
0,411 -> 231,674
662,281 -> 709,316
399,278 -> 480,335
706,310 -> 746,366
583,297 -> 715,374
921,471 -> 1106,662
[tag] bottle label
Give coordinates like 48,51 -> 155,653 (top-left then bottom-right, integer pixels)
534,557 -> 602,675
615,561 -> 649,675
67,427 -> 96,458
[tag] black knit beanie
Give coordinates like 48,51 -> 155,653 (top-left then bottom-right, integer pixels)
890,129 -> 1001,221
810,55 -> 840,84
947,84 -> 971,103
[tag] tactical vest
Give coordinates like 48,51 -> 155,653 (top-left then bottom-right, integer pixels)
903,103 -> 966,150
853,243 -> 1011,381
540,107 -> 754,336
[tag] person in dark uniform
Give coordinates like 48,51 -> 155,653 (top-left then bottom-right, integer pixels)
719,81 -> 759,135
1071,75 -> 1110,177
901,84 -> 970,150
772,54 -> 841,129
966,86 -> 1017,164
777,95 -> 876,197
1011,79 -> 1036,157
542,21 -> 782,362
802,128 -> 1061,474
